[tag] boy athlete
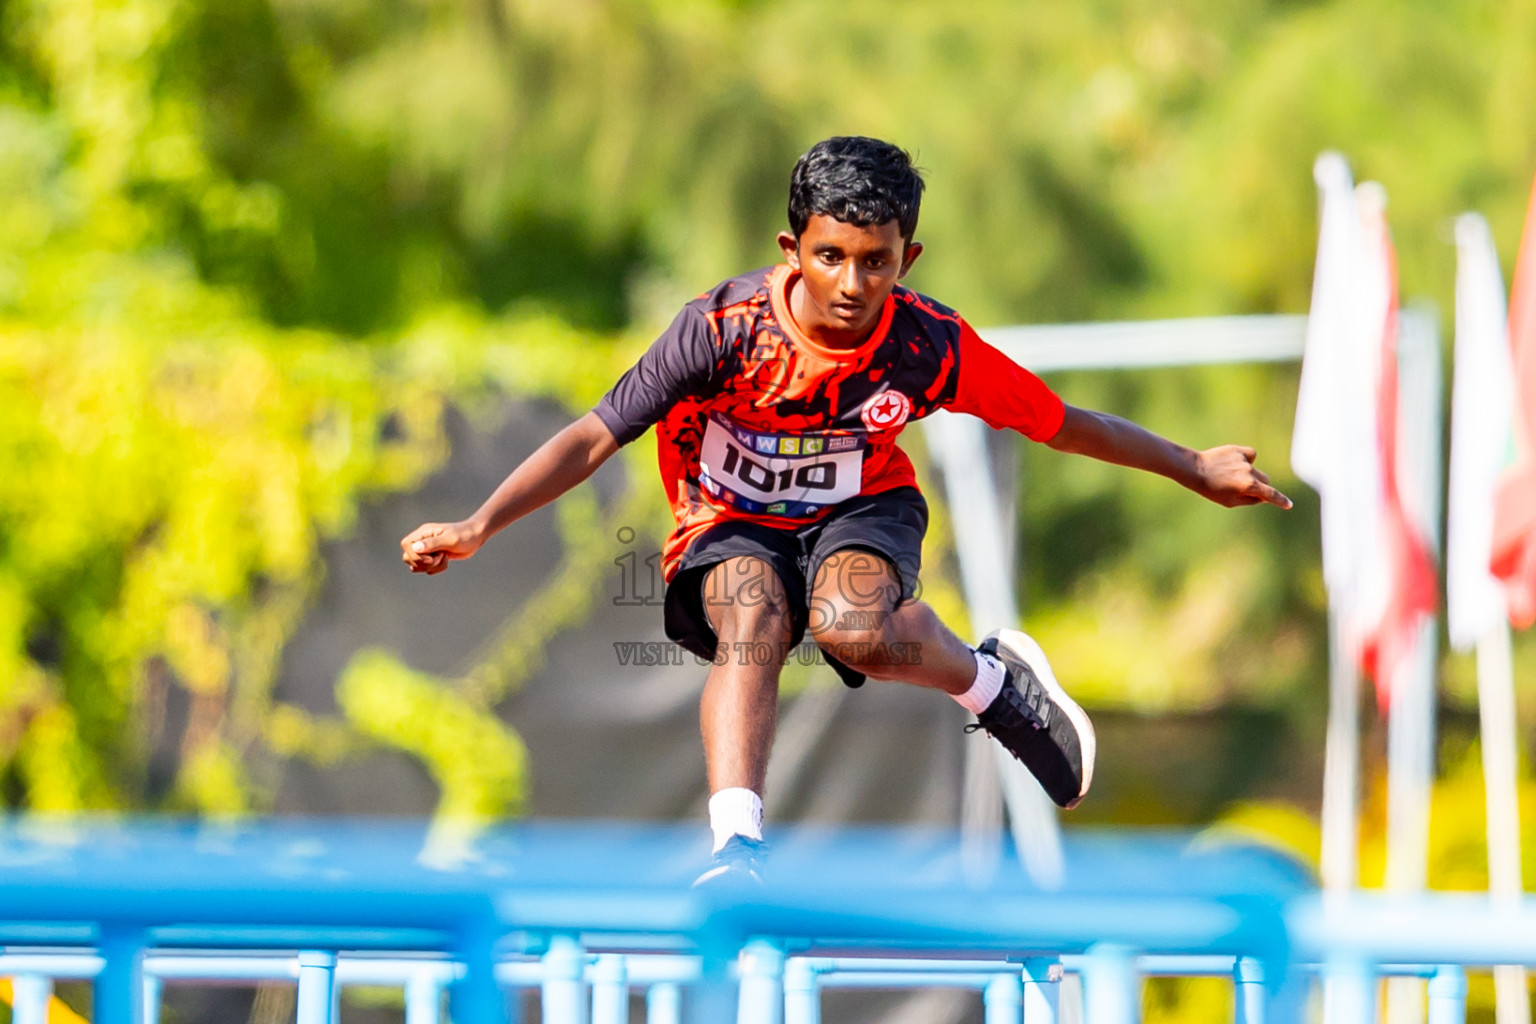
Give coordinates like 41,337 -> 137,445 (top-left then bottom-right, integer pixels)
401,137 -> 1291,880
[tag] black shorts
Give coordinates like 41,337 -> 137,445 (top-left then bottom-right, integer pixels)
663,486 -> 928,688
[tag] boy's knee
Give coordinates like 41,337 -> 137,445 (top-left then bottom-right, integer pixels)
711,595 -> 794,642
704,557 -> 795,643
812,549 -> 904,611
807,601 -> 887,667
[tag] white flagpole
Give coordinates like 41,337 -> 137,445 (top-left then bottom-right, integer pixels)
1449,213 -> 1528,1024
1384,310 -> 1443,1024
923,411 -> 1065,890
1297,157 -> 1402,1024
1480,619 -> 1529,1024
1294,153 -> 1364,906
1320,605 -> 1362,899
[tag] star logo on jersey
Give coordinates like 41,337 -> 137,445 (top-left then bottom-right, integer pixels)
861,390 -> 912,432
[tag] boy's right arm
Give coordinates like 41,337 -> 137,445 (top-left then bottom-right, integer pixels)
401,303 -> 722,575
399,412 -> 619,575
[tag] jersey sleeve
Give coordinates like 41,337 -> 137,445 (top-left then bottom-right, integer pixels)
945,320 -> 1066,442
594,305 -> 723,446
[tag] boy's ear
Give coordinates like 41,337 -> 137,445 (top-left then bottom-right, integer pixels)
898,241 -> 923,279
777,231 -> 801,269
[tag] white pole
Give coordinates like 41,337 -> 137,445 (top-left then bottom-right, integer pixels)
1022,959 -> 1062,1024
1480,619 -> 1529,1024
1385,309 -> 1444,1024
1320,606 -> 1361,900
10,975 -> 52,1024
296,951 -> 338,1024
1080,945 -> 1138,1024
1448,211 -> 1528,1024
591,955 -> 628,1024
782,960 -> 820,1024
543,936 -> 590,1024
404,971 -> 444,1024
1324,956 -> 1377,1024
922,411 -> 1064,889
1427,966 -> 1468,1024
984,974 -> 1024,1024
737,941 -> 785,1024
647,982 -> 683,1024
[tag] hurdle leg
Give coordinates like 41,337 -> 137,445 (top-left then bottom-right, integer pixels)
11,973 -> 52,1024
297,951 -> 338,1024
1022,958 -> 1062,1023
453,920 -> 509,1024
543,935 -> 590,1024
405,970 -> 444,1024
1262,962 -> 1309,1024
142,975 -> 163,1024
986,974 -> 1023,1024
1081,944 -> 1139,1024
737,939 -> 784,1024
1428,966 -> 1467,1024
1322,955 -> 1376,1024
95,928 -> 147,1024
591,954 -> 628,1024
783,959 -> 820,1024
647,982 -> 682,1024
1234,957 -> 1264,1024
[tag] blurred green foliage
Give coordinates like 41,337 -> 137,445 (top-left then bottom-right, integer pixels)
5,0 -> 1536,952
5,0 -> 1536,1016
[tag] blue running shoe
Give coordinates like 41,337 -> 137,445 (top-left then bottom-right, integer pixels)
692,835 -> 768,890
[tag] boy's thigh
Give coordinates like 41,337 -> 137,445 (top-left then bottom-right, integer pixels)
806,486 -> 929,626
663,521 -> 807,663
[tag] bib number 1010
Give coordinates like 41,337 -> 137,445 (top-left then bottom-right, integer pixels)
720,442 -> 837,492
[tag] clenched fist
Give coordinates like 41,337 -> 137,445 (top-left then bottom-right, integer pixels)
400,519 -> 486,575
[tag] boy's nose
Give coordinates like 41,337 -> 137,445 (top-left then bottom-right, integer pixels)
839,262 -> 862,296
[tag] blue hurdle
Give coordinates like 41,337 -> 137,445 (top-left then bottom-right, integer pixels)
0,819 -> 1520,1023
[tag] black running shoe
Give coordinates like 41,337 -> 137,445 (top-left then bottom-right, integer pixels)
692,835 -> 768,890
969,629 -> 1096,809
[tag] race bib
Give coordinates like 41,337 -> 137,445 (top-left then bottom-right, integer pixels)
697,415 -> 864,516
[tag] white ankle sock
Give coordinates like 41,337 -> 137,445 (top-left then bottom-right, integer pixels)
708,788 -> 763,853
952,649 -> 1006,715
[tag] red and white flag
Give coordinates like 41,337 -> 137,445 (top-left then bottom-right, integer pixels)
1292,155 -> 1438,706
1491,172 -> 1536,629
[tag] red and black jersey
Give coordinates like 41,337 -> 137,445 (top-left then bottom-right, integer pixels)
594,264 -> 1065,579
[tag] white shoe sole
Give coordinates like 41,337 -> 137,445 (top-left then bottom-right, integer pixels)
983,628 -> 1097,809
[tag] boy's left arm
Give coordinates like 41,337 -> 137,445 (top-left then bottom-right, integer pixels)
1046,404 -> 1292,510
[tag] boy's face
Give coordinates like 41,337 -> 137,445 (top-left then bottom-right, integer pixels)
777,215 -> 922,343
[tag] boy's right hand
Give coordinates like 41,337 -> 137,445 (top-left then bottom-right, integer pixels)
400,520 -> 485,575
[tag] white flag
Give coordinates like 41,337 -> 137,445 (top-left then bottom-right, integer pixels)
1291,154 -> 1393,657
1447,213 -> 1515,651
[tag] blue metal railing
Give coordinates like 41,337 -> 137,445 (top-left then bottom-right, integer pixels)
0,820 -> 1523,1023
